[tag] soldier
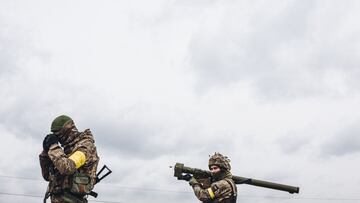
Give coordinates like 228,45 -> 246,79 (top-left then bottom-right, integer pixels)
183,153 -> 237,203
39,115 -> 99,203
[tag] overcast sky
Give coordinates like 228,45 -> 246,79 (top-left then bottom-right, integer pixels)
1,0 -> 360,202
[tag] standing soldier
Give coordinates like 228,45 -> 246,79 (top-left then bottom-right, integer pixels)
182,153 -> 237,203
39,115 -> 99,203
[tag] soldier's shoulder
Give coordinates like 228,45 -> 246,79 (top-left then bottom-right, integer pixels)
83,128 -> 93,135
76,130 -> 96,147
81,129 -> 95,140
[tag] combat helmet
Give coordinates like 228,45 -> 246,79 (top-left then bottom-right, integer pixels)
51,115 -> 73,132
208,152 -> 231,171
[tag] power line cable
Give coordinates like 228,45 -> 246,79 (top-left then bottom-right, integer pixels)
0,174 -> 189,193
1,174 -> 360,201
0,174 -> 42,181
0,192 -> 123,203
0,192 -> 41,198
1,191 -> 360,201
236,194 -> 360,201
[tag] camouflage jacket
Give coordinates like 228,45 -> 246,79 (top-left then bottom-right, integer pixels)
191,178 -> 237,203
39,129 -> 99,194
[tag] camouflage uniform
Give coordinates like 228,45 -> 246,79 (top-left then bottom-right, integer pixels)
189,153 -> 237,203
39,116 -> 99,203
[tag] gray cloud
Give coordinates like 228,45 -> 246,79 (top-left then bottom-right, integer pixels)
276,133 -> 310,154
321,124 -> 360,157
188,0 -> 360,99
2,1 -> 360,203
0,23 -> 21,77
85,106 -> 239,161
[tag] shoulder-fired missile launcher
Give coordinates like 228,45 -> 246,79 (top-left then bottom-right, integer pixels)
173,163 -> 299,194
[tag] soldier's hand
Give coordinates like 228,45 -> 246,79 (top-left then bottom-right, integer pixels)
43,134 -> 58,151
189,177 -> 200,186
181,174 -> 192,181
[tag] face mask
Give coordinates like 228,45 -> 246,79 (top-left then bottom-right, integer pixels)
55,125 -> 75,145
212,169 -> 232,181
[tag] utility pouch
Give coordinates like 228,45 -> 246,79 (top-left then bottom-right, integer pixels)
70,173 -> 94,196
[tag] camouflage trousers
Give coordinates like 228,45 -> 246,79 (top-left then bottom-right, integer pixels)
50,190 -> 88,203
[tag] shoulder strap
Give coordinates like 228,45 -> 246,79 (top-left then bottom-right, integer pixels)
224,179 -> 237,203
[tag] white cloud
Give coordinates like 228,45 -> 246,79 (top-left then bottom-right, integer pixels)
188,0 -> 360,99
1,0 -> 360,203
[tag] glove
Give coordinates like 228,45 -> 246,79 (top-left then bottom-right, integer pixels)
43,134 -> 58,151
189,177 -> 200,186
181,174 -> 192,181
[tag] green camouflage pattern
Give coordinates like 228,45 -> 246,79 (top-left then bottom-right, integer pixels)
50,190 -> 88,203
70,173 -> 93,195
188,153 -> 237,202
208,152 -> 231,171
191,178 -> 237,203
39,128 -> 99,202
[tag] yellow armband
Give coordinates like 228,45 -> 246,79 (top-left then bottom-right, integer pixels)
69,151 -> 86,169
207,187 -> 215,199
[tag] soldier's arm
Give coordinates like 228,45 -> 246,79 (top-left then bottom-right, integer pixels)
191,179 -> 232,202
211,180 -> 233,200
189,178 -> 214,202
39,150 -> 52,181
191,184 -> 214,202
47,144 -> 87,175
